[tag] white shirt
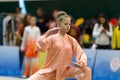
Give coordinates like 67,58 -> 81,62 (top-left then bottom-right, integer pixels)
92,23 -> 113,45
21,25 -> 41,50
3,15 -> 15,45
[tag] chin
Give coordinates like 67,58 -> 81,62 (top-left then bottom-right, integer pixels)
66,31 -> 69,33
67,29 -> 70,32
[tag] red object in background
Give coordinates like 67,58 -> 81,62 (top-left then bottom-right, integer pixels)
110,18 -> 118,26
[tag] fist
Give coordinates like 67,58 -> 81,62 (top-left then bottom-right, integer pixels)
101,29 -> 106,33
71,62 -> 84,68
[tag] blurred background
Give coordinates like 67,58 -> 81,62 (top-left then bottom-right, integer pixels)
0,0 -> 120,80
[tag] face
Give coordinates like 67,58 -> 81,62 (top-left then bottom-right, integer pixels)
99,17 -> 106,24
37,9 -> 43,16
16,14 -> 21,22
30,17 -> 36,26
59,17 -> 71,33
27,15 -> 31,22
16,8 -> 21,13
118,19 -> 120,25
53,10 -> 58,19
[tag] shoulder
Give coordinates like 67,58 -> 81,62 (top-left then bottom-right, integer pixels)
35,26 -> 40,30
115,26 -> 119,30
24,26 -> 29,30
67,35 -> 78,43
35,26 -> 39,29
47,33 -> 58,40
94,23 -> 99,27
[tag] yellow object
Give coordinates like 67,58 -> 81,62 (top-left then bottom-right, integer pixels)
75,18 -> 84,27
38,51 -> 47,68
70,28 -> 76,36
83,34 -> 90,43
112,26 -> 120,49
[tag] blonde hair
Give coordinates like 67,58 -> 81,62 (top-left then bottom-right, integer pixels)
56,11 -> 71,22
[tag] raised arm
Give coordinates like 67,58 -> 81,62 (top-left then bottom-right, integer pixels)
36,27 -> 61,52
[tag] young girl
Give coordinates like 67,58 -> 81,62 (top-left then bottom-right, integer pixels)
21,16 -> 41,78
27,11 -> 91,80
92,13 -> 113,49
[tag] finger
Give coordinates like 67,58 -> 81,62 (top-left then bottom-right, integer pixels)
72,64 -> 81,68
71,62 -> 76,64
50,27 -> 61,31
71,62 -> 79,66
71,62 -> 82,68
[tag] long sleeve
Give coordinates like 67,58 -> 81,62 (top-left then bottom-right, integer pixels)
3,17 -> 6,36
21,27 -> 28,51
92,23 -> 102,38
36,27 -> 41,39
36,35 -> 52,52
3,16 -> 12,36
106,23 -> 113,37
72,38 -> 87,66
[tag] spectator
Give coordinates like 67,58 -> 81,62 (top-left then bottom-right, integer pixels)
36,8 -> 50,34
15,17 -> 24,69
21,16 -> 41,78
23,14 -> 31,27
16,7 -> 25,19
92,13 -> 113,49
48,9 -> 59,29
112,18 -> 120,50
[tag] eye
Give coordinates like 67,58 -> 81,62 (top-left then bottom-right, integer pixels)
69,24 -> 71,26
64,23 -> 68,25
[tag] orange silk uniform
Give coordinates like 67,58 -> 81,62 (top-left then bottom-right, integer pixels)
27,32 -> 91,80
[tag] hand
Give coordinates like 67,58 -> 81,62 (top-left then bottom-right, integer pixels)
45,27 -> 61,37
35,47 -> 39,53
20,49 -> 25,54
48,27 -> 61,33
20,48 -> 24,53
71,62 -> 83,68
101,29 -> 106,33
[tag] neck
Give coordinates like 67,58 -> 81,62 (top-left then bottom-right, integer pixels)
31,25 -> 35,27
58,30 -> 66,36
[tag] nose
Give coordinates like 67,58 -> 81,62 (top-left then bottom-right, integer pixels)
68,25 -> 70,28
66,25 -> 70,30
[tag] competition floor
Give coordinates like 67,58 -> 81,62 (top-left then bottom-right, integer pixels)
0,76 -> 26,80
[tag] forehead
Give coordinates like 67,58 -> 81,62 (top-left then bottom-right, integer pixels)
62,17 -> 71,23
99,17 -> 105,19
31,17 -> 36,20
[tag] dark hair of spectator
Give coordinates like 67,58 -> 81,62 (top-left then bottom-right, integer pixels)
98,13 -> 110,31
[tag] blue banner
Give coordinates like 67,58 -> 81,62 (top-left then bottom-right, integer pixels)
0,46 -> 20,76
93,50 -> 120,80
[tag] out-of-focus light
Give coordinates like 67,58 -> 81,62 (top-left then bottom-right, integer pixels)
19,0 -> 27,14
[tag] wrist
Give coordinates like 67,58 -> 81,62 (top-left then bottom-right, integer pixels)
44,31 -> 50,37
